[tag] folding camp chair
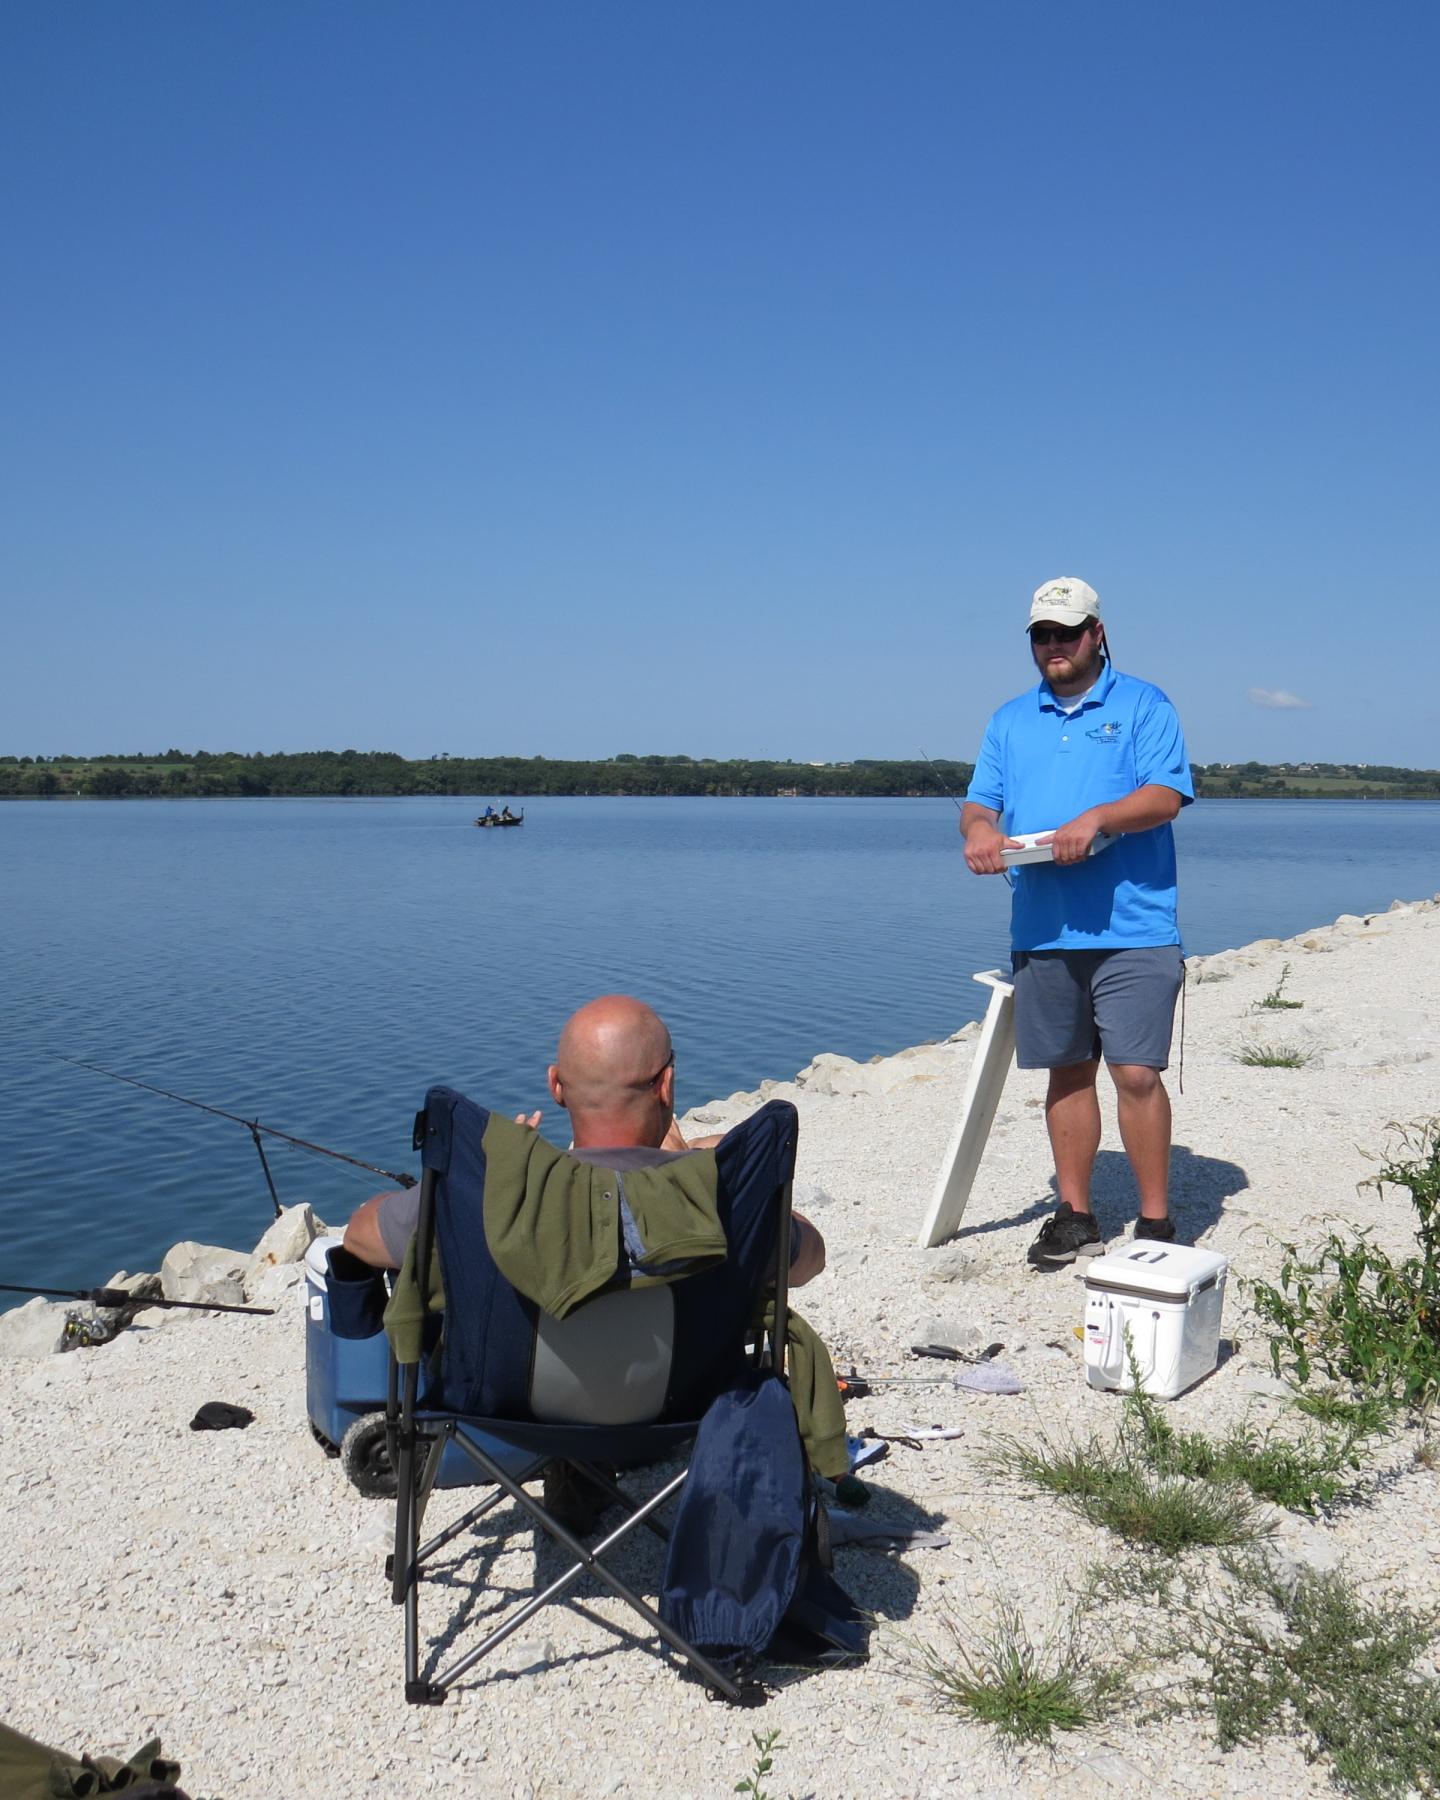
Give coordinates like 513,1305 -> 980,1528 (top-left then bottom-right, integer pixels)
385,1086 -> 799,1706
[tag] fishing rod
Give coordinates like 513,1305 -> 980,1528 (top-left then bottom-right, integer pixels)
48,1053 -> 418,1220
920,746 -> 1015,887
918,748 -> 964,812
0,1281 -> 273,1317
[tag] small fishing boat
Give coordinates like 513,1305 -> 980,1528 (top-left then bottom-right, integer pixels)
474,810 -> 524,828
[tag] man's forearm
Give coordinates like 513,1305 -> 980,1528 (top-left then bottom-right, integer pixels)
960,801 -> 1001,840
1090,784 -> 1184,835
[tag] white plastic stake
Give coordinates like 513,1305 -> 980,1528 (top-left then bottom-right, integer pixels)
918,970 -> 1016,1248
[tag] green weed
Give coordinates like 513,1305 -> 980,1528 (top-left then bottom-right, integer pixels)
906,1600 -> 1127,1745
1250,1119 -> 1440,1409
1172,1556 -> 1440,1800
1123,1372 -> 1370,1515
734,1728 -> 785,1800
1236,1040 -> 1314,1068
985,1432 -> 1270,1551
1289,1387 -> 1396,1434
1256,963 -> 1305,1010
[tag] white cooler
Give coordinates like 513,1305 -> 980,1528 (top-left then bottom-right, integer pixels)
1080,1242 -> 1229,1399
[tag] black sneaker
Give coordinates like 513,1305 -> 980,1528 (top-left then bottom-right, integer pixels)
1133,1215 -> 1177,1244
1027,1202 -> 1103,1269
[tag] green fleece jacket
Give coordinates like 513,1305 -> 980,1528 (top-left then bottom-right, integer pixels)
385,1114 -> 849,1478
0,1724 -> 183,1799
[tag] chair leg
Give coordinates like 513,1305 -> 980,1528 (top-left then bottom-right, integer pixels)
427,1460 -> 755,1704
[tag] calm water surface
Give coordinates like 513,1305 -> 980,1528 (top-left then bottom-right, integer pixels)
2,796 -> 1437,1301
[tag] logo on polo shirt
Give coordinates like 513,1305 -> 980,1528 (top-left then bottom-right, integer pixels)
1087,720 -> 1124,744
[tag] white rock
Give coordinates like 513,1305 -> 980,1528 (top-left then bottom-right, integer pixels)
104,1270 -> 163,1303
920,1246 -> 983,1287
1080,1753 -> 1147,1789
0,1297 -> 70,1358
245,1263 -> 305,1306
1273,1519 -> 1342,1575
160,1241 -> 247,1307
797,1052 -> 867,1097
244,1204 -> 320,1291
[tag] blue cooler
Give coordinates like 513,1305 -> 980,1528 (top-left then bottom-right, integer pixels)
304,1234 -> 532,1494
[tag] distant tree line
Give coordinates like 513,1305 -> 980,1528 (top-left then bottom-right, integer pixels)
0,751 -> 975,799
2,752 -> 1437,801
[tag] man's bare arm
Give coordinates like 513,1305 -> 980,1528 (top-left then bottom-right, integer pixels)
1048,783 -> 1184,864
342,1193 -> 401,1269
961,801 -> 1018,874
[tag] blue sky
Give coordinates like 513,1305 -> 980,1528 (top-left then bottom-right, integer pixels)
5,3 -> 1437,767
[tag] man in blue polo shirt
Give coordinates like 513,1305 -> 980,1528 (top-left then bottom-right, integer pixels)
961,577 -> 1194,1270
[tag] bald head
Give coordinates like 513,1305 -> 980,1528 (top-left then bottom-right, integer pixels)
548,995 -> 676,1146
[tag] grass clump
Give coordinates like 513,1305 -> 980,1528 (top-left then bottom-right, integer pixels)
1125,1372 -> 1370,1515
986,1431 -> 1270,1551
906,1600 -> 1127,1745
1289,1387 -> 1396,1434
1175,1556 -> 1440,1799
1256,963 -> 1305,1010
1236,1040 -> 1314,1068
1250,1119 -> 1440,1410
989,1339 -> 1368,1540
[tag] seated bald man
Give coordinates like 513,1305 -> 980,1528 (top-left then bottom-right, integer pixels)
343,994 -> 826,1286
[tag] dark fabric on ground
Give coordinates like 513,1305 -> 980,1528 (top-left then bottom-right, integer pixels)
188,1401 -> 255,1430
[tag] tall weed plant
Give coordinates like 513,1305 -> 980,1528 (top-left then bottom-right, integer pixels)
1250,1120 -> 1440,1409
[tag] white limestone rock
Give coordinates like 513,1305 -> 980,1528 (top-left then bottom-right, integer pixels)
244,1204 -> 319,1289
245,1262 -> 306,1307
104,1270 -> 164,1304
794,1052 -> 866,1097
161,1240 -> 247,1307
0,1297 -> 70,1359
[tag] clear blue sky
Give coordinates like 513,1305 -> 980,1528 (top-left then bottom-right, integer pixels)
5,3 -> 1437,767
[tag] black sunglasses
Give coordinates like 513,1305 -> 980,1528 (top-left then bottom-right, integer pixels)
1029,621 -> 1093,647
636,1049 -> 675,1090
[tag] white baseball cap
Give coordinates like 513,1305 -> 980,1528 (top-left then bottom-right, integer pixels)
1028,577 -> 1101,630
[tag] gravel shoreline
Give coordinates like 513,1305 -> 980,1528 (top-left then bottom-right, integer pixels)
4,897 -> 1439,1798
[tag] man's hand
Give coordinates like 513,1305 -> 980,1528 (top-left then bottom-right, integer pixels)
1048,808 -> 1103,865
961,803 -> 1019,875
514,1110 -> 542,1129
1048,787 -> 1183,865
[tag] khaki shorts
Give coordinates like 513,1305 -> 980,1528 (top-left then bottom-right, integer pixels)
1011,946 -> 1184,1070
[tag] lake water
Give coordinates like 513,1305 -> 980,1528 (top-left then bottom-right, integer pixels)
3,795 -> 1437,1305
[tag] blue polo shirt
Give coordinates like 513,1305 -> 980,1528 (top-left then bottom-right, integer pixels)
966,662 -> 1194,951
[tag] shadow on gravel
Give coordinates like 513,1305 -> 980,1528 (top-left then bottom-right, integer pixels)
958,1142 -> 1249,1244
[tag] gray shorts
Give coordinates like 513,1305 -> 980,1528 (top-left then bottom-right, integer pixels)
1011,946 -> 1184,1071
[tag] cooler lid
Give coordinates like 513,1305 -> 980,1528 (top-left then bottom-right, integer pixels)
303,1233 -> 348,1284
1082,1242 -> 1229,1300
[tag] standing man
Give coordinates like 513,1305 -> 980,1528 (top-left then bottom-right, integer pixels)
962,578 -> 1193,1269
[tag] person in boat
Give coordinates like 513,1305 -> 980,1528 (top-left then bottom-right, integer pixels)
499,805 -> 517,822
343,994 -> 825,1286
480,805 -> 497,822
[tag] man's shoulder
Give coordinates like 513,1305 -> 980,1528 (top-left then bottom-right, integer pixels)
986,684 -> 1044,729
1107,668 -> 1180,712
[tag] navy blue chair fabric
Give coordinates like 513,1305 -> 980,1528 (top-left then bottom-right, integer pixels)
658,1369 -> 806,1662
389,1088 -> 801,1704
412,1085 -> 793,1421
322,1245 -> 389,1341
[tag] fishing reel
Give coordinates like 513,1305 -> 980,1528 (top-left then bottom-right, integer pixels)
62,1308 -> 117,1350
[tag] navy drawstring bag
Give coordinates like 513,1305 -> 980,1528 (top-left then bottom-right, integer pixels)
658,1370 -> 868,1671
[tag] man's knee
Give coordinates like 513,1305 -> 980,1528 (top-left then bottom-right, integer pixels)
1108,1062 -> 1164,1102
1046,1060 -> 1099,1100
